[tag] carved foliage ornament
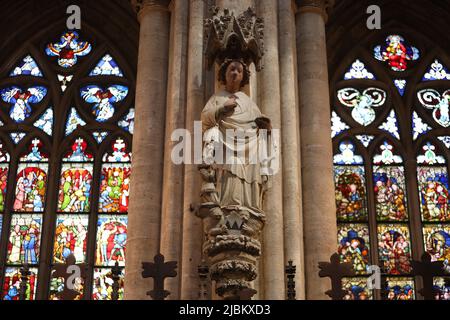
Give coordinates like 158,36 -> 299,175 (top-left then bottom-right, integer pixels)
204,6 -> 265,71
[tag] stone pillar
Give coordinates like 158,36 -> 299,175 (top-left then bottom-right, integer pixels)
257,0 -> 285,300
160,0 -> 188,299
295,0 -> 337,300
215,0 -> 254,13
180,0 -> 205,300
279,0 -> 305,300
125,0 -> 171,300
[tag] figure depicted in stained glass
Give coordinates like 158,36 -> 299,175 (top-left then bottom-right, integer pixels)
338,226 -> 370,274
64,138 -> 93,162
433,278 -> 450,300
342,278 -> 371,300
423,226 -> 450,262
0,86 -> 47,122
417,167 -> 450,221
13,166 -> 47,212
2,267 -> 37,300
46,31 -> 92,68
417,89 -> 450,127
92,268 -> 124,300
337,87 -> 387,126
373,167 -> 407,221
385,279 -> 415,300
20,138 -> 48,162
53,216 -> 88,263
58,167 -> 93,212
49,276 -> 83,300
0,166 -> 8,212
374,35 -> 419,72
7,215 -> 42,264
334,167 -> 367,221
80,85 -> 128,122
99,165 -> 131,212
96,216 -> 127,266
378,226 -> 412,274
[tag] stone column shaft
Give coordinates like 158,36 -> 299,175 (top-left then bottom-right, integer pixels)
124,1 -> 171,300
215,0 -> 254,13
160,0 -> 189,299
258,0 -> 285,300
180,0 -> 205,300
296,0 -> 337,300
279,0 -> 305,300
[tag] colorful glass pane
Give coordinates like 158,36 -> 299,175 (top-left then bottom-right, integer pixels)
342,278 -> 372,300
338,224 -> 370,274
438,136 -> 450,148
0,141 -> 10,162
417,142 -> 446,164
93,131 -> 108,144
355,135 -> 374,148
65,108 -> 86,136
95,215 -> 128,266
80,85 -> 128,122
14,163 -> 48,212
10,55 -> 43,77
57,74 -> 73,92
378,110 -> 400,140
433,277 -> 450,300
33,108 -> 53,136
417,167 -> 450,222
2,267 -> 38,300
0,215 -> 2,239
46,31 -> 92,68
337,87 -> 386,126
334,166 -> 367,221
0,86 -> 47,123
423,59 -> 450,81
49,275 -> 84,300
373,141 -> 402,165
378,224 -> 412,274
423,225 -> 450,262
10,132 -> 26,144
102,138 -> 131,162
7,214 -> 42,264
383,278 -> 415,300
57,163 -> 93,212
92,268 -> 124,300
374,35 -> 419,71
413,111 -> 432,140
394,79 -> 406,96
344,59 -> 375,80
63,138 -> 93,162
0,164 -> 8,212
90,54 -> 124,77
99,164 -> 131,213
53,214 -> 89,264
118,108 -> 135,134
19,138 -> 48,162
417,89 -> 450,127
373,166 -> 408,221
333,141 -> 363,165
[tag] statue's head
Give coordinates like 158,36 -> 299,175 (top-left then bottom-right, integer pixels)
218,59 -> 250,88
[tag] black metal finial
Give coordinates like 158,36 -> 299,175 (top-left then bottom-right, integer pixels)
285,260 -> 296,300
111,261 -> 121,300
52,254 -> 86,300
318,253 -> 355,300
19,264 -> 30,301
411,252 -> 445,300
142,253 -> 177,300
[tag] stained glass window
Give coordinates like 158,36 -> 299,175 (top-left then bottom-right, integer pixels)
0,26 -> 134,300
423,59 -> 450,81
374,35 -> 419,71
383,278 -> 415,300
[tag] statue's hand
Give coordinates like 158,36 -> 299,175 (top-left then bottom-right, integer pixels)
255,117 -> 272,131
222,98 -> 237,117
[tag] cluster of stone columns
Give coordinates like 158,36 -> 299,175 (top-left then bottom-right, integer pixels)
125,0 -> 337,300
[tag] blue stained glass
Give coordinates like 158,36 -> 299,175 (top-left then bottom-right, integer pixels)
344,59 -> 375,80
355,135 -> 375,147
10,132 -> 26,144
394,79 -> 407,96
118,108 -> 135,134
10,55 -> 43,77
423,59 -> 450,81
20,138 -> 48,162
333,141 -> 363,165
0,86 -> 47,123
33,108 -> 53,136
65,108 -> 86,136
417,89 -> 450,128
90,54 -> 124,76
80,85 -> 128,122
412,111 -> 431,140
438,136 -> 450,149
374,35 -> 420,72
93,132 -> 108,144
379,110 -> 400,140
46,31 -> 92,68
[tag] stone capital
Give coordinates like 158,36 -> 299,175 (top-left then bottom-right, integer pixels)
132,0 -> 171,19
295,0 -> 334,21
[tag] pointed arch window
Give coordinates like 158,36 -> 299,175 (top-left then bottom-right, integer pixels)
0,28 -> 134,300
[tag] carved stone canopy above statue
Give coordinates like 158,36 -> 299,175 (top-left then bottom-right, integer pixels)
204,6 -> 265,71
